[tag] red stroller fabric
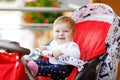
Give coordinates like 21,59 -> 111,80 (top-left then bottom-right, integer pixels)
0,52 -> 28,80
73,20 -> 110,61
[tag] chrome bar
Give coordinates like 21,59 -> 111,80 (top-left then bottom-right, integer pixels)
20,23 -> 53,27
0,7 -> 75,12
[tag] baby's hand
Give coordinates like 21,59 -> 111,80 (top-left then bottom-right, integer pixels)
53,50 -> 63,60
38,46 -> 47,54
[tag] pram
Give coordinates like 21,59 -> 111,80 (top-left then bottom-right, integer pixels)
0,3 -> 120,80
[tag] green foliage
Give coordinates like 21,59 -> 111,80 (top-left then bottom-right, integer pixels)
23,0 -> 62,24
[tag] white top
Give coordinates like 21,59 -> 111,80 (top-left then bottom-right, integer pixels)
44,40 -> 80,65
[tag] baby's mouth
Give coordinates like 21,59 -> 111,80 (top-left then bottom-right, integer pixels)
58,38 -> 65,40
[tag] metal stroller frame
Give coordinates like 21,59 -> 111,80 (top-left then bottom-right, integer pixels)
0,3 -> 120,80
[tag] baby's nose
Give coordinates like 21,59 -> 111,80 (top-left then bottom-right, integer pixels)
59,31 -> 64,35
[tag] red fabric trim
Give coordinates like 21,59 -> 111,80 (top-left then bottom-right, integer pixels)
37,76 -> 52,80
65,67 -> 78,80
41,56 -> 49,61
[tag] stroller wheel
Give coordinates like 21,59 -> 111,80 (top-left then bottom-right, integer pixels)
85,69 -> 96,80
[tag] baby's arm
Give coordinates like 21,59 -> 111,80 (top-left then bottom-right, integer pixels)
58,55 -> 87,72
38,46 -> 47,54
57,43 -> 86,71
38,45 -> 53,57
41,50 -> 63,59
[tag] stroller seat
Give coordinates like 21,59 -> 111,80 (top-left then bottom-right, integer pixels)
73,20 -> 110,61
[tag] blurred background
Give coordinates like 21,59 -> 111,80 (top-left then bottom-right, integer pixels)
0,0 -> 119,50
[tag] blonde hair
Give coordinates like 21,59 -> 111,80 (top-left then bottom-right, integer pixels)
53,16 -> 76,34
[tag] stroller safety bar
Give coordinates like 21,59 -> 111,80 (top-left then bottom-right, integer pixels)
0,39 -> 30,55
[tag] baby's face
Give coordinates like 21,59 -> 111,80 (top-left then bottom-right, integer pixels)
53,23 -> 73,45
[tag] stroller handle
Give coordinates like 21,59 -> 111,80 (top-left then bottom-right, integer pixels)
0,39 -> 30,55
